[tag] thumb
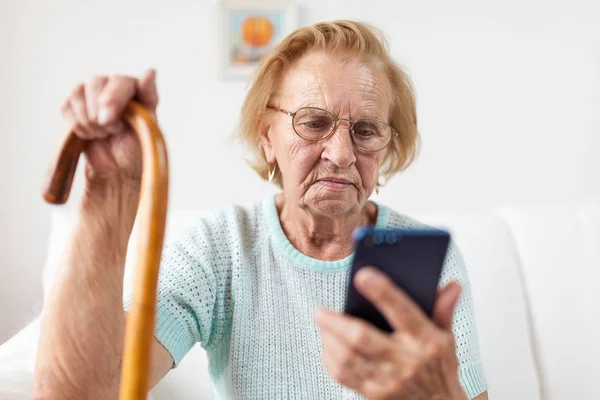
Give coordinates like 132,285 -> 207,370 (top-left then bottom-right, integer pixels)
432,281 -> 462,331
137,68 -> 159,112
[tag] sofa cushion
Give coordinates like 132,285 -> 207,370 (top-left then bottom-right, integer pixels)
497,204 -> 600,400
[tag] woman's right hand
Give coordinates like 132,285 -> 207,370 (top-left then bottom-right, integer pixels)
33,68 -> 173,400
61,68 -> 159,185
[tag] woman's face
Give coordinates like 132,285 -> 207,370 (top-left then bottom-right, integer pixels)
262,51 -> 393,217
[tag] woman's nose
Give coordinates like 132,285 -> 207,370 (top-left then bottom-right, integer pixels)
321,122 -> 357,168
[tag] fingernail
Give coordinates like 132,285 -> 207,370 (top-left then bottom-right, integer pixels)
97,106 -> 113,125
359,267 -> 383,285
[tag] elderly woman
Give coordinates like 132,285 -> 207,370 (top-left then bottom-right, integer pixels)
34,21 -> 488,400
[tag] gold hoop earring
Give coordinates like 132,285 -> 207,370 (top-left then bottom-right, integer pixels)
375,178 -> 384,195
268,163 -> 277,183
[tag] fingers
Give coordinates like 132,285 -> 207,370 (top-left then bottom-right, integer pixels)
354,267 -> 429,334
316,307 -> 406,398
320,329 -> 370,386
83,76 -> 126,135
64,84 -> 105,140
313,306 -> 389,359
85,75 -> 108,122
316,310 -> 381,394
96,69 -> 157,127
60,99 -> 87,139
136,68 -> 159,112
61,77 -> 122,140
432,281 -> 462,331
97,75 -> 137,126
60,70 -> 157,140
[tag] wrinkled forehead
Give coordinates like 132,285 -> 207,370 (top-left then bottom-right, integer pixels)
276,51 -> 394,120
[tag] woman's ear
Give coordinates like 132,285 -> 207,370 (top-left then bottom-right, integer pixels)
260,121 -> 276,163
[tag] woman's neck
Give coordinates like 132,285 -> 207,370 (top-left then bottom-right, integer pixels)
275,193 -> 377,261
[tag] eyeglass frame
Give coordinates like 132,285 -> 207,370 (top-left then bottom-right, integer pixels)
266,105 -> 398,153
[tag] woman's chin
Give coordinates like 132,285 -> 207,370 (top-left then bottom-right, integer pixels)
305,195 -> 359,217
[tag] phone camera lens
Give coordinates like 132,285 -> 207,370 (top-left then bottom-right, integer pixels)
386,233 -> 395,244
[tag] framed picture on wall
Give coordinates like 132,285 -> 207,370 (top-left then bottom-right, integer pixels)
221,0 -> 298,79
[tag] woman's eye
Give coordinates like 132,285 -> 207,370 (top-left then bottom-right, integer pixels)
356,129 -> 375,137
303,120 -> 326,130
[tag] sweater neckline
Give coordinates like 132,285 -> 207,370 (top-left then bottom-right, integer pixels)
264,194 -> 390,272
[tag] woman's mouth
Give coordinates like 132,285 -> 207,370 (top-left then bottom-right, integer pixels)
319,177 -> 352,189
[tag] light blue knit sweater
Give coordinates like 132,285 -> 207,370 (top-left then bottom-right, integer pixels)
124,195 -> 487,399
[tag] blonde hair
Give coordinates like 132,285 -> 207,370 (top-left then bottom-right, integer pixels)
235,20 -> 420,187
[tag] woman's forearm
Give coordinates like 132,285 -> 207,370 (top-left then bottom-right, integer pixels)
34,179 -> 140,399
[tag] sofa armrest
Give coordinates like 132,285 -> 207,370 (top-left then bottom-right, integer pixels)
0,317 -> 40,371
0,317 -> 41,399
0,368 -> 35,399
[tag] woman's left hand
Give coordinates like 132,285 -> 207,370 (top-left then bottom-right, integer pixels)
313,267 -> 468,400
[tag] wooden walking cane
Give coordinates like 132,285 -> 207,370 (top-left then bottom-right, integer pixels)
42,100 -> 169,400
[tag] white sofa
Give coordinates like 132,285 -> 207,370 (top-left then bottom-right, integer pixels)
0,203 -> 598,399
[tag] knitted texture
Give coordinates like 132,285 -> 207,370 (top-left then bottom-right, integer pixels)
124,195 -> 487,399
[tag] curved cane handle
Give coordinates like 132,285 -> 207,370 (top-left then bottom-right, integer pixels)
42,100 -> 169,400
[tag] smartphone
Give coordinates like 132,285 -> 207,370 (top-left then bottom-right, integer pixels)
344,227 -> 451,332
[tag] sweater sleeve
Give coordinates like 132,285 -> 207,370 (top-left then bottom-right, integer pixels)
123,216 -> 231,367
439,241 -> 488,398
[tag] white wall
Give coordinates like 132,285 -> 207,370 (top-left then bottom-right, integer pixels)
0,0 -> 598,343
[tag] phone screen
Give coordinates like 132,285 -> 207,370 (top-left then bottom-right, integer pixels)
344,228 -> 450,332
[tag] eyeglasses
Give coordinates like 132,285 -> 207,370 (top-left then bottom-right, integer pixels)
267,105 -> 398,153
